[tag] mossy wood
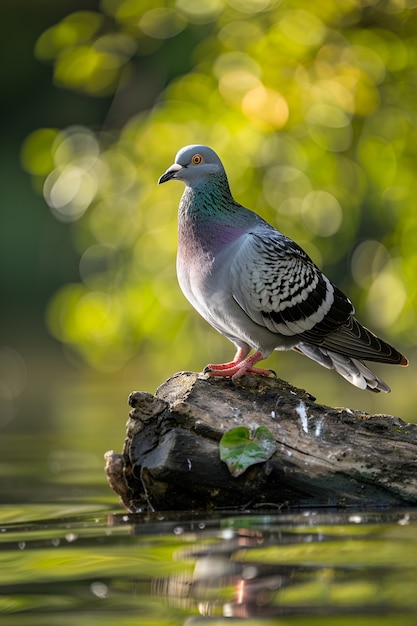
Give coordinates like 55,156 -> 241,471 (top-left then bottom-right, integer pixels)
105,372 -> 417,512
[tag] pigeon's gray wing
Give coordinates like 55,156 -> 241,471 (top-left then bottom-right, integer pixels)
231,230 -> 352,339
230,230 -> 406,365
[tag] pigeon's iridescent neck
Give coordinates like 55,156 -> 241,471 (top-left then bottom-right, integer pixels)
179,174 -> 233,215
178,176 -> 252,255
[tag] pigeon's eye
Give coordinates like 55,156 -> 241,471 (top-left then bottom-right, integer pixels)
191,154 -> 203,165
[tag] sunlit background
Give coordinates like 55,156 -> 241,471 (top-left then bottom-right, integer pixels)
2,0 -> 417,504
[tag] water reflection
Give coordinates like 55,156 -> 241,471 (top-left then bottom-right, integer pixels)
124,510 -> 417,621
1,506 -> 416,624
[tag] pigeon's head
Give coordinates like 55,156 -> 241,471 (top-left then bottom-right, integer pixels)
158,145 -> 225,186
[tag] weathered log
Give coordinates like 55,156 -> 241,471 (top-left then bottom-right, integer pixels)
105,371 -> 417,511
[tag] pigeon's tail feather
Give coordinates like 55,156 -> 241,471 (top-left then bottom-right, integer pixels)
317,317 -> 408,366
295,343 -> 391,393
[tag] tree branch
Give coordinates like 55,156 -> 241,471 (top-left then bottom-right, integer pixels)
105,372 -> 417,511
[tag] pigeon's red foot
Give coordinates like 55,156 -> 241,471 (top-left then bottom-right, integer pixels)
204,350 -> 274,381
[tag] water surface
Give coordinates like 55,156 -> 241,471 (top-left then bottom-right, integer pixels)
1,364 -> 416,625
1,501 -> 417,625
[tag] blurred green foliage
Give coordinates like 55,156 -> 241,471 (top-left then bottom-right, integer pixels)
22,0 -> 417,376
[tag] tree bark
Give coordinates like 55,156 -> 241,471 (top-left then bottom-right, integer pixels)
105,371 -> 417,512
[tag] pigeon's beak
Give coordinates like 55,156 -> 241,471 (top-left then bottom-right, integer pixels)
158,163 -> 183,184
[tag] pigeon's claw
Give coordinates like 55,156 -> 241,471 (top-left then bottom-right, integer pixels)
203,346 -> 249,374
204,350 -> 273,380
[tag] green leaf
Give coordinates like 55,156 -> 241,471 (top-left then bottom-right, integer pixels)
219,426 -> 277,478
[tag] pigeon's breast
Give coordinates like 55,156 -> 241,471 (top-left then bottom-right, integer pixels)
176,222 -> 244,329
177,227 -> 297,353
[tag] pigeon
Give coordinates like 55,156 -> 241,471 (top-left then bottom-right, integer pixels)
158,144 -> 408,392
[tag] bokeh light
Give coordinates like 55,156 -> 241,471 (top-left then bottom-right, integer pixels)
22,0 -> 417,376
